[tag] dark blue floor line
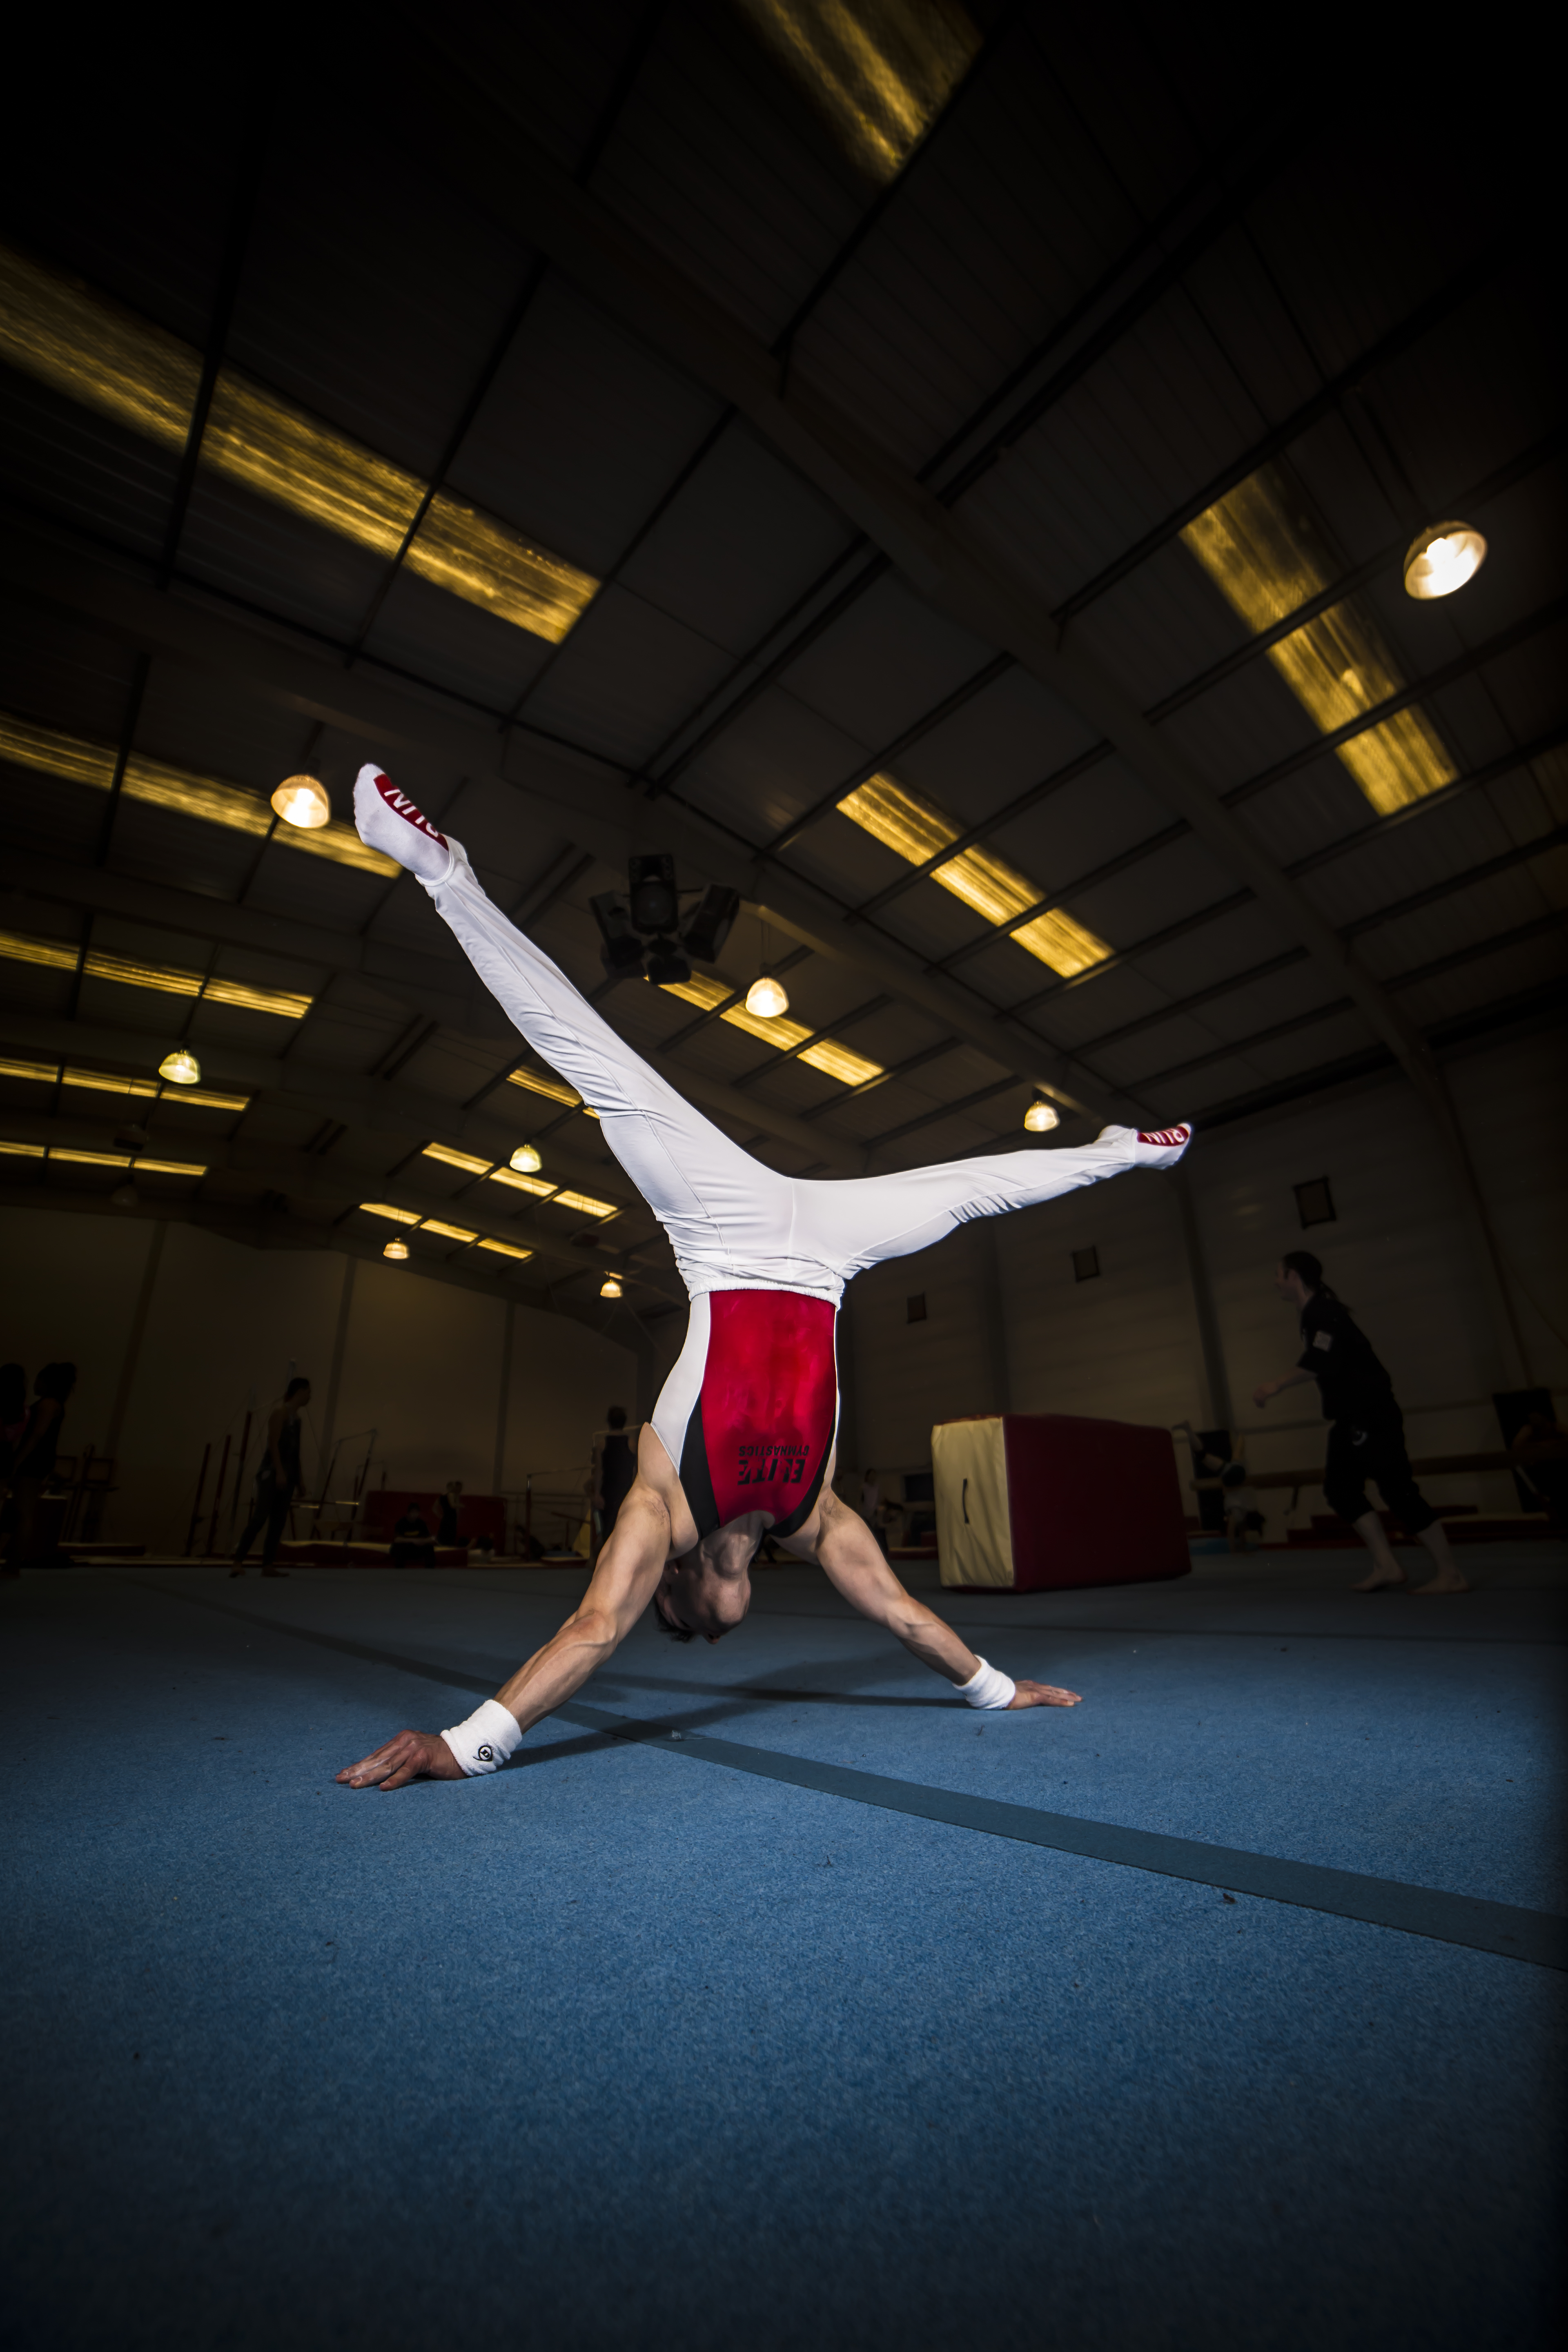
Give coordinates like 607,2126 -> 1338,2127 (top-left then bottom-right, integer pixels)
128,1578 -> 1568,1973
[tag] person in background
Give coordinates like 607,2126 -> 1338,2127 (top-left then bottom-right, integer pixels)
438,1481 -> 463,1546
592,1408 -> 637,1552
860,1469 -> 891,1557
1221,1459 -> 1265,1552
390,1501 -> 434,1568
230,1377 -> 310,1578
2,1362 -> 77,1573
1254,1252 -> 1466,1594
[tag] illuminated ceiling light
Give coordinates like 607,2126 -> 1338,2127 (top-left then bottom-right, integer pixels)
360,1201 -> 421,1224
599,1276 -> 623,1298
731,0 -> 982,185
510,1143 -> 543,1174
506,1066 -> 580,1107
0,243 -> 599,644
745,975 -> 791,1019
383,1236 -> 410,1261
158,1047 -> 202,1085
1023,1100 -> 1060,1134
422,1143 -> 490,1174
553,1189 -> 619,1219
1180,463 -> 1457,814
1403,521 -> 1487,601
271,773 -> 331,829
420,1219 -> 478,1243
477,1237 -> 533,1261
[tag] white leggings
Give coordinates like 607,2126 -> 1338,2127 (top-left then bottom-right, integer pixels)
425,843 -> 1154,1310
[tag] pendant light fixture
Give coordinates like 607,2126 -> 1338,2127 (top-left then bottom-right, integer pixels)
383,1236 -> 410,1261
510,1143 -> 543,1173
158,1047 -> 202,1085
271,773 -> 332,828
745,973 -> 789,1019
599,1275 -> 623,1298
1023,1099 -> 1060,1133
1402,522 -> 1487,601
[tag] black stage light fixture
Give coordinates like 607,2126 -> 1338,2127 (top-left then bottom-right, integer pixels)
682,883 -> 739,962
591,891 -> 646,980
645,937 -> 692,987
628,853 -> 679,935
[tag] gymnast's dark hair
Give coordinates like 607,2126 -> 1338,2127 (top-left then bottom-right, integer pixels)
607,1405 -> 627,1429
284,1375 -> 310,1398
1280,1250 -> 1336,1300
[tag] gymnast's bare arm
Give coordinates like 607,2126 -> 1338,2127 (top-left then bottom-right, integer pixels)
780,1480 -> 1082,1710
336,1435 -> 690,1790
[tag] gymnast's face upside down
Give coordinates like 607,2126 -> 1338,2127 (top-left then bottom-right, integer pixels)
653,1517 -> 770,1642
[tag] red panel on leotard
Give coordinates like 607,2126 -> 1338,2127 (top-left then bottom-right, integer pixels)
694,1290 -> 838,1533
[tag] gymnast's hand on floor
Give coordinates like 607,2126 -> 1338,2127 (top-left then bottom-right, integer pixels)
336,1730 -> 465,1790
1007,1679 -> 1082,1708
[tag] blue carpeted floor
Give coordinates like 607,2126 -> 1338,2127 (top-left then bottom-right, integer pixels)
3,1549 -> 1564,2351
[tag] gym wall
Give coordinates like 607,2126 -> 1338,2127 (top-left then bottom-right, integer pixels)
0,1206 -> 637,1555
844,1028 -> 1567,1537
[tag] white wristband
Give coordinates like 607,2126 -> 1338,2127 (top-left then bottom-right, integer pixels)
440,1697 -> 523,1776
955,1656 -> 1016,1710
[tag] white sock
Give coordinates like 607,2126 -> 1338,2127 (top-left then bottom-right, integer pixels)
353,764 -> 454,884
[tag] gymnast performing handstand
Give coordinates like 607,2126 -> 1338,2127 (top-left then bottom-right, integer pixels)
337,768 -> 1192,1790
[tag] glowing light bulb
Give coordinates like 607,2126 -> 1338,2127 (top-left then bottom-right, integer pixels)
1023,1100 -> 1060,1134
1403,521 -> 1486,601
158,1047 -> 201,1086
599,1275 -> 623,1298
383,1236 -> 409,1261
745,975 -> 789,1019
271,773 -> 332,829
510,1143 -> 543,1174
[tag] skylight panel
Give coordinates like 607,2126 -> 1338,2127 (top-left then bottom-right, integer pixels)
486,1167 -> 557,1198
0,711 -> 397,877
360,1202 -> 421,1223
420,1218 -> 478,1243
731,0 -> 981,184
422,1143 -> 491,1174
0,1140 -> 45,1157
506,1065 -> 581,1108
551,1189 -> 619,1219
1180,464 -> 1458,815
0,926 -> 312,1018
837,775 -> 1110,976
0,244 -> 599,644
477,1237 -> 533,1260
798,1038 -> 882,1085
0,1055 -> 245,1108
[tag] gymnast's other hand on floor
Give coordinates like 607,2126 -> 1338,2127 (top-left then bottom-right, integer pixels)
336,1730 -> 465,1790
1007,1679 -> 1082,1708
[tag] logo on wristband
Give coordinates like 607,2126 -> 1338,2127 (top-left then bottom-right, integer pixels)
477,1744 -> 494,1763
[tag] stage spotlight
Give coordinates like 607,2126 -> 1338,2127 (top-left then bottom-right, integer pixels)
683,884 -> 740,962
591,892 -> 646,980
1403,521 -> 1486,600
600,1275 -> 623,1298
271,773 -> 332,828
383,1236 -> 410,1261
745,974 -> 789,1019
510,1143 -> 543,1174
628,853 -> 679,934
1023,1099 -> 1059,1133
158,1047 -> 201,1085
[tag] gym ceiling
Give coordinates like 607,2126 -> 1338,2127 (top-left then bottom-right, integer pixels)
0,1 -> 1561,1332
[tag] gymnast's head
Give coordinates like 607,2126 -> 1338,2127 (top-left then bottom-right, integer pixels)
652,1518 -> 763,1643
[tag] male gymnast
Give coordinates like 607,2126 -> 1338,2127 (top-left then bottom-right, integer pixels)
337,769 -> 1192,1791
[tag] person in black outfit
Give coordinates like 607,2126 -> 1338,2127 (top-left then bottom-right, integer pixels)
591,1408 -> 637,1555
2,1361 -> 76,1572
1254,1252 -> 1466,1594
230,1377 -> 310,1577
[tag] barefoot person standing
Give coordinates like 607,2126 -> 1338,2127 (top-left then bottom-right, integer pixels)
1254,1252 -> 1466,1595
